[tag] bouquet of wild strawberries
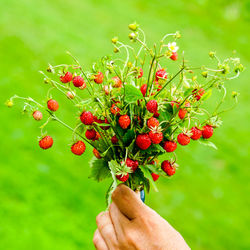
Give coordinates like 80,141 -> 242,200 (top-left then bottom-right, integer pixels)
7,23 -> 244,203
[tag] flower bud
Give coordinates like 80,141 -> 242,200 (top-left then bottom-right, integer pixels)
128,23 -> 138,31
114,47 -> 119,53
5,99 -> 13,107
201,71 -> 208,78
128,32 -> 137,41
232,91 -> 239,98
174,31 -> 181,39
111,37 -> 118,44
209,51 -> 216,58
127,62 -> 133,68
66,91 -> 75,99
47,64 -> 54,73
44,78 -> 50,84
218,64 -> 230,74
234,64 -> 244,73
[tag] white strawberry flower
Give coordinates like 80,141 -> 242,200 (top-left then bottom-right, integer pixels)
167,42 -> 179,52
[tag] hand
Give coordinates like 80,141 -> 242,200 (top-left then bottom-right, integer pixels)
93,184 -> 190,250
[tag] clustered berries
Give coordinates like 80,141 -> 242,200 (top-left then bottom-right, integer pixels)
8,24 -> 243,195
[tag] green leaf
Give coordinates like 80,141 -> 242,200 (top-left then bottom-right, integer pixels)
145,164 -> 164,176
144,144 -> 165,154
140,165 -> 158,192
89,157 -> 111,182
124,85 -> 143,103
198,139 -> 217,150
122,130 -> 136,146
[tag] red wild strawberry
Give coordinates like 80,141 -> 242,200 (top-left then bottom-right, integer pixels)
79,82 -> 87,90
155,68 -> 167,81
80,111 -> 94,125
71,141 -> 86,155
47,99 -> 59,111
146,100 -> 158,113
140,84 -> 147,97
73,76 -> 84,87
33,110 -> 43,121
103,85 -> 109,95
161,160 -> 176,176
118,115 -> 131,129
170,52 -> 178,61
202,125 -> 213,139
39,136 -> 53,149
94,72 -> 104,84
151,173 -> 159,181
93,132 -> 101,141
60,72 -> 72,83
85,129 -> 96,140
116,173 -> 129,182
111,135 -> 118,144
163,141 -> 177,152
149,131 -> 163,144
136,133 -> 151,150
171,101 -> 180,109
177,133 -> 190,146
110,103 -> 121,116
190,127 -> 202,140
137,68 -> 143,78
112,76 -> 122,88
193,88 -> 205,101
178,109 -> 187,119
125,158 -> 137,172
154,111 -> 160,118
100,118 -> 110,130
147,117 -> 159,128
93,148 -> 101,159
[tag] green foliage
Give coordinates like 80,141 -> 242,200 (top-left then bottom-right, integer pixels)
124,84 -> 143,103
89,157 -> 111,182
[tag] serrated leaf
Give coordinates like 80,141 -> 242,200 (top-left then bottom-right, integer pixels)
144,144 -> 165,154
89,157 -> 111,182
198,139 -> 217,150
140,165 -> 158,192
124,85 -> 143,103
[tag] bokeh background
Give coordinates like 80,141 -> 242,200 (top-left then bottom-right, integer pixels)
1,0 -> 250,249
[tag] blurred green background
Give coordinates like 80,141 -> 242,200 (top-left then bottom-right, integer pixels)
1,0 -> 250,249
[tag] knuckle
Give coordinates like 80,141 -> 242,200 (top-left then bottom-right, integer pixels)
112,184 -> 126,200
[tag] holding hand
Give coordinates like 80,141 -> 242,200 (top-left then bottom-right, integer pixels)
93,185 -> 190,250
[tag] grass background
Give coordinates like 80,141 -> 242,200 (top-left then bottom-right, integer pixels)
0,0 -> 250,249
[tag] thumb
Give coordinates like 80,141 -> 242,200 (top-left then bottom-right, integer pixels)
111,184 -> 148,220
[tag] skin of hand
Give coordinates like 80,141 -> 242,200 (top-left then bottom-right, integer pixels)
93,184 -> 190,250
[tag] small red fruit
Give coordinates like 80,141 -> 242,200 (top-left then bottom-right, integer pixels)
112,76 -> 122,88
170,52 -> 178,61
136,134 -> 151,150
155,68 -> 167,81
71,141 -> 86,155
163,141 -> 177,152
85,129 -> 96,140
66,91 -> 75,99
33,110 -> 43,121
80,111 -> 94,125
94,72 -> 104,84
60,72 -> 72,83
118,115 -> 131,129
151,173 -> 160,181
116,173 -> 129,182
177,133 -> 190,146
161,160 -> 176,176
140,84 -> 147,97
178,109 -> 187,119
147,117 -> 159,128
47,99 -> 59,111
125,158 -> 138,172
137,68 -> 143,78
146,100 -> 158,113
73,76 -> 84,87
110,103 -> 121,116
190,127 -> 202,140
93,148 -> 101,159
154,111 -> 160,118
202,125 -> 213,139
39,136 -> 53,149
111,135 -> 118,144
171,101 -> 180,109
149,131 -> 163,144
193,88 -> 205,101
